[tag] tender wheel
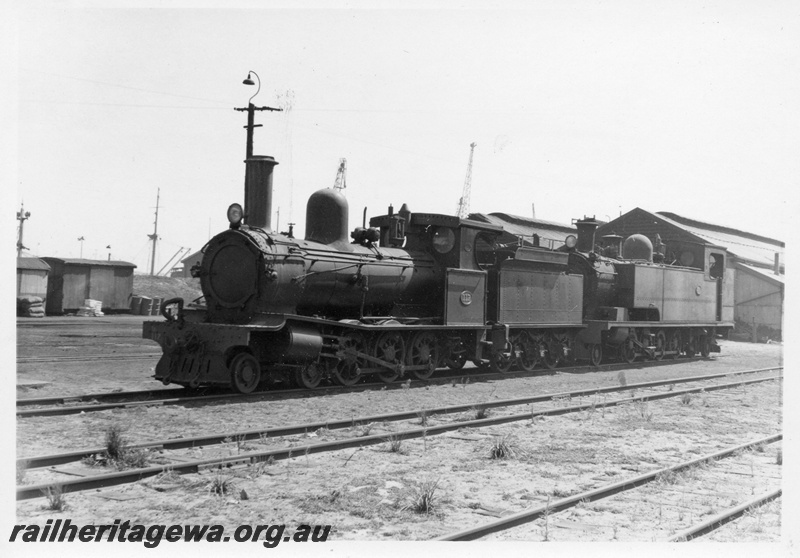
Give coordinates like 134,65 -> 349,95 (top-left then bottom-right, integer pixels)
685,336 -> 697,358
589,343 -> 603,367
667,331 -> 681,360
295,363 -> 323,389
490,344 -> 514,374
540,334 -> 560,370
373,331 -> 405,383
406,332 -> 439,380
556,333 -> 575,365
229,352 -> 261,394
334,332 -> 366,386
515,332 -> 539,372
699,335 -> 711,358
654,330 -> 666,361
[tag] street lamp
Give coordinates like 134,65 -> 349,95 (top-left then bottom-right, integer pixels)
106,245 -> 112,261
78,236 -> 85,259
243,71 -> 261,104
235,71 -> 282,159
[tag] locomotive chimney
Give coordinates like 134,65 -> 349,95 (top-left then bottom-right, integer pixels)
244,155 -> 279,230
575,216 -> 601,253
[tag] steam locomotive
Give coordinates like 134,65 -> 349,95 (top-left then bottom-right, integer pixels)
143,134 -> 733,393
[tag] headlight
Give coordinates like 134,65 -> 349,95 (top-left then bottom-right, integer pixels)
565,235 -> 577,249
432,227 -> 456,254
227,203 -> 244,227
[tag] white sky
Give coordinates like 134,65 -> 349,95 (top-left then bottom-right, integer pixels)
6,1 -> 798,272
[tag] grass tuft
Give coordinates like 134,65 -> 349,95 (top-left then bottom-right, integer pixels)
101,424 -> 150,470
208,472 -> 234,496
16,460 -> 29,484
405,479 -> 440,514
471,406 -> 490,420
488,434 -> 526,460
42,484 -> 66,511
384,433 -> 407,454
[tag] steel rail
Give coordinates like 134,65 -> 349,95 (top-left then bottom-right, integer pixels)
16,364 -> 782,418
16,387 -> 190,407
666,489 -> 782,542
17,354 -> 161,364
19,371 -> 781,469
16,374 -> 781,500
434,434 -> 782,541
18,369 -> 781,469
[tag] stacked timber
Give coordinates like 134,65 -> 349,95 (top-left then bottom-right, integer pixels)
76,299 -> 104,317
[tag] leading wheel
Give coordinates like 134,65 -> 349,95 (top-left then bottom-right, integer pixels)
443,339 -> 468,370
618,337 -> 636,364
334,332 -> 366,386
407,332 -> 439,380
295,363 -> 323,389
229,352 -> 261,394
373,331 -> 405,383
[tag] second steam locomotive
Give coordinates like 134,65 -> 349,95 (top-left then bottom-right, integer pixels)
143,110 -> 733,393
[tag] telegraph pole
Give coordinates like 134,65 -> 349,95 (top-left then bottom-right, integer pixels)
148,188 -> 160,276
16,203 -> 31,257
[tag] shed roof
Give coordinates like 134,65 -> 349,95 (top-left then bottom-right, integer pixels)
469,212 -> 576,247
656,212 -> 784,269
17,257 -> 51,271
41,257 -> 137,268
734,262 -> 785,287
180,250 -> 204,265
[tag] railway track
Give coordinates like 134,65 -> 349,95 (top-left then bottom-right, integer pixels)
15,360 -> 781,418
17,370 -> 781,500
435,434 -> 782,541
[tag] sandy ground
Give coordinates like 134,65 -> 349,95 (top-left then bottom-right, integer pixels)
15,317 -> 784,543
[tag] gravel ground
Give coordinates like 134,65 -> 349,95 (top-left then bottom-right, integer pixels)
14,317 -> 785,544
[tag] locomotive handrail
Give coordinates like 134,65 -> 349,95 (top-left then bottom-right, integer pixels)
292,263 -> 362,283
160,298 -> 184,323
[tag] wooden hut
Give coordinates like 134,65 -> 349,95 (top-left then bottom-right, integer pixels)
42,258 -> 136,314
17,257 -> 50,300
